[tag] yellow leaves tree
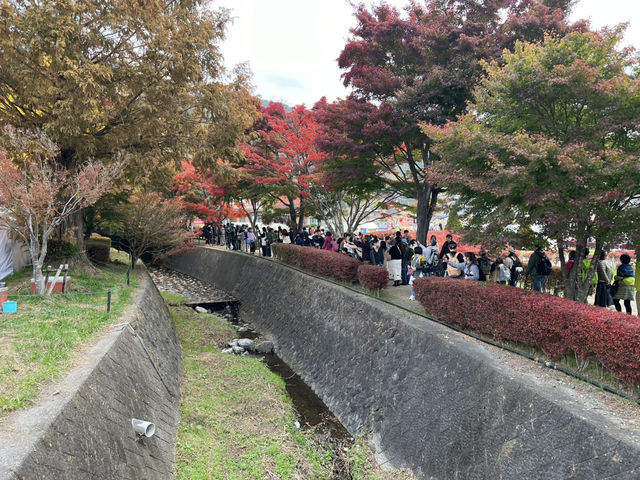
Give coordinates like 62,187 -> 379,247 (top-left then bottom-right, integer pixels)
0,0 -> 255,237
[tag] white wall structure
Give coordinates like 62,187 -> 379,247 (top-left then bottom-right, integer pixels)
0,229 -> 30,280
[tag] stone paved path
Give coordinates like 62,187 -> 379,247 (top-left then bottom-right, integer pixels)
148,266 -> 236,304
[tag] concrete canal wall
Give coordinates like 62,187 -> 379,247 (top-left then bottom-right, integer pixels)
0,267 -> 182,480
168,247 -> 640,480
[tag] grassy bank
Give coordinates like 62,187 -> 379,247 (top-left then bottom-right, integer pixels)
169,294 -> 415,480
0,252 -> 137,414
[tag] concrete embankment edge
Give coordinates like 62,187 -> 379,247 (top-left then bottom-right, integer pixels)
168,248 -> 640,480
0,266 -> 182,480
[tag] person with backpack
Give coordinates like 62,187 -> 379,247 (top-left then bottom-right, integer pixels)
409,246 -> 428,300
503,249 -> 523,286
612,253 -> 635,314
446,251 -> 480,281
423,238 -> 439,277
445,253 -> 465,278
525,246 -> 552,292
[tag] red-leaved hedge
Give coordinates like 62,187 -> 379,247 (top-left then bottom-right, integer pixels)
272,244 -> 360,282
413,277 -> 640,386
357,264 -> 389,291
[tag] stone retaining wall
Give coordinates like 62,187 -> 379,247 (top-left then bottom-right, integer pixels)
0,266 -> 181,480
168,248 -> 640,480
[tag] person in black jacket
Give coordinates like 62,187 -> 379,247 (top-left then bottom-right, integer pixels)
439,234 -> 457,277
362,235 -> 372,264
401,241 -> 413,285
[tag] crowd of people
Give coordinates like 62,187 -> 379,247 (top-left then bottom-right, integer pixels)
200,223 -> 637,315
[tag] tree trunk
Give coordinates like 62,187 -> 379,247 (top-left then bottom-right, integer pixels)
29,230 -> 45,294
296,203 -> 305,233
287,196 -> 298,233
415,185 -> 438,245
57,148 -> 86,248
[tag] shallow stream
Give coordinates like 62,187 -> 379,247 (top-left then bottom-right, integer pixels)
189,300 -> 352,442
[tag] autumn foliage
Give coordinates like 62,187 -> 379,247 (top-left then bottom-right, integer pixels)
357,265 -> 389,291
0,126 -> 121,293
271,244 -> 360,283
241,103 -> 327,231
173,160 -> 242,224
413,277 -> 640,386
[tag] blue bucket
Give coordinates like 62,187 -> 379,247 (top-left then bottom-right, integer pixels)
2,301 -> 17,314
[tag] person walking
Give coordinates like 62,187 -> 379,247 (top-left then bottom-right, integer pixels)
594,251 -> 613,308
400,238 -> 412,285
409,246 -> 427,300
612,253 -> 635,314
524,246 -> 552,292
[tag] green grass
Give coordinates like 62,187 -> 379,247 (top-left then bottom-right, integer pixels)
169,294 -> 415,480
170,298 -> 332,479
0,253 -> 137,414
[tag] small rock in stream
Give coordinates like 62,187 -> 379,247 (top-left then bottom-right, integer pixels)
232,346 -> 245,355
237,326 -> 249,334
195,306 -> 209,314
221,348 -> 233,354
227,339 -> 239,348
237,338 -> 254,351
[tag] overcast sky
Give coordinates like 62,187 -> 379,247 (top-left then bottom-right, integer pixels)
214,0 -> 640,107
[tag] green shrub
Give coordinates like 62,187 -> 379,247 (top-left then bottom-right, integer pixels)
45,240 -> 81,261
87,236 -> 112,247
86,240 -> 110,264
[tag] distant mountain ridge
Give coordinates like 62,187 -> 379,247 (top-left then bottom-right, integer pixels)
260,99 -> 293,112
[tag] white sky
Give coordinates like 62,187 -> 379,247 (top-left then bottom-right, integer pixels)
214,0 -> 640,107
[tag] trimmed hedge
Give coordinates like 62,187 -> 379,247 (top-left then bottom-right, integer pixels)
413,277 -> 640,386
357,264 -> 389,291
45,240 -> 81,261
272,244 -> 360,283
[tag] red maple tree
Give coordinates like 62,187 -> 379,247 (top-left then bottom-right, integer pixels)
241,103 -> 326,232
173,160 -> 242,225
